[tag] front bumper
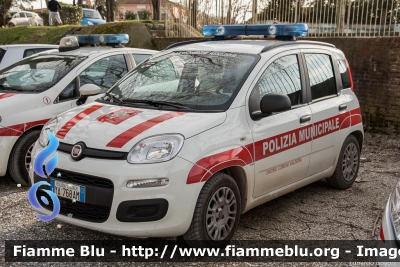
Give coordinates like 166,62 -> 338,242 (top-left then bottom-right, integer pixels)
29,142 -> 204,237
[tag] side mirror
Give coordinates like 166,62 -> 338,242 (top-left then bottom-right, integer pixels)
77,84 -> 101,105
260,93 -> 291,114
79,84 -> 101,96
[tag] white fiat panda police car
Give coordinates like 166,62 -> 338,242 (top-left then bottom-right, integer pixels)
29,24 -> 363,247
0,34 -> 157,185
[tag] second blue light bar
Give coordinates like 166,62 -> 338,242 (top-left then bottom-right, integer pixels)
203,24 -> 308,37
67,34 -> 130,45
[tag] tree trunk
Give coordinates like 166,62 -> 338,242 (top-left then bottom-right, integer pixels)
252,0 -> 257,24
106,0 -> 114,22
189,0 -> 197,28
151,0 -> 160,21
227,0 -> 232,24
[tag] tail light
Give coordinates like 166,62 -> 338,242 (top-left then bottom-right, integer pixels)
344,58 -> 354,91
380,221 -> 385,242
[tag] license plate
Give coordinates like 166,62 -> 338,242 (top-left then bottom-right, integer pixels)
50,180 -> 85,203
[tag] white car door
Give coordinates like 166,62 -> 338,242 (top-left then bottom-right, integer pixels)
247,50 -> 313,198
300,49 -> 349,177
19,12 -> 30,25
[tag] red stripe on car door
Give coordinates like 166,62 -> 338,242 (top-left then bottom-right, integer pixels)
186,107 -> 360,184
56,104 -> 104,139
106,111 -> 187,148
0,93 -> 15,100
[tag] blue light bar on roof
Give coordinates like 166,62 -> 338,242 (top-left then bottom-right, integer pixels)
66,34 -> 129,45
203,24 -> 308,37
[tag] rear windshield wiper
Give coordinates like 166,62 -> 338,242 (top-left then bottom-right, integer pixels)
121,99 -> 191,110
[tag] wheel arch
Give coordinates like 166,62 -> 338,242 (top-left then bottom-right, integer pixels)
217,166 -> 248,214
350,130 -> 363,152
7,125 -> 44,168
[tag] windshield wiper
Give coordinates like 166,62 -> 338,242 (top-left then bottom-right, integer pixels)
0,85 -> 24,92
104,92 -> 122,104
121,99 -> 191,110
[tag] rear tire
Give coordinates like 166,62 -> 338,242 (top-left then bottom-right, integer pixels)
326,134 -> 360,189
8,23 -> 15,27
183,172 -> 241,248
8,130 -> 41,186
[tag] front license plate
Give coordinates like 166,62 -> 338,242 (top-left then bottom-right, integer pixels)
50,180 -> 85,203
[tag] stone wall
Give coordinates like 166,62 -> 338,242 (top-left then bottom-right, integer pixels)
153,37 -> 400,133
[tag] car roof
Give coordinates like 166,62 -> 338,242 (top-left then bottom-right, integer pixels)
165,39 -> 335,54
44,47 -> 157,57
0,44 -> 58,49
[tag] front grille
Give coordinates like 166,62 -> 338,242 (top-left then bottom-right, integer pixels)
49,169 -> 113,189
37,191 -> 111,223
34,169 -> 114,223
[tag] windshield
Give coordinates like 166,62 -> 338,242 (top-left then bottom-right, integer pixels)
0,55 -> 86,92
83,10 -> 102,19
108,51 -> 257,111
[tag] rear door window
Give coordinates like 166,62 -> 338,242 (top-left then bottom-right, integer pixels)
23,49 -> 35,58
304,53 -> 337,101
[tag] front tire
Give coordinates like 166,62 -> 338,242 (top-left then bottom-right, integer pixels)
8,23 -> 15,27
8,130 -> 41,186
183,172 -> 241,248
326,134 -> 360,189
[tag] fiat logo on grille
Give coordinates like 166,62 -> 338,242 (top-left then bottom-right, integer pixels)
71,144 -> 83,159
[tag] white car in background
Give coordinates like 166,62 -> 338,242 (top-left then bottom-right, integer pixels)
0,34 -> 157,186
8,11 -> 44,27
0,44 -> 58,70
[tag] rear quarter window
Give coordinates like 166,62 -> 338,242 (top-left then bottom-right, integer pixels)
338,60 -> 351,89
0,49 -> 5,63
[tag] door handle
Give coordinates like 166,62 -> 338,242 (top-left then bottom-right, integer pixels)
339,104 -> 347,111
300,115 -> 311,123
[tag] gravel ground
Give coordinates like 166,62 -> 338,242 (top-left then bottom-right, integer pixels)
0,132 -> 399,267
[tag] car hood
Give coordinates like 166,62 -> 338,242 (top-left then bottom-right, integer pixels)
54,102 -> 227,151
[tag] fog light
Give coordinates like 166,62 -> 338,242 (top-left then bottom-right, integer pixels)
126,178 -> 169,188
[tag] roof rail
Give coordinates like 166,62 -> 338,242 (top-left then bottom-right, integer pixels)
260,40 -> 335,53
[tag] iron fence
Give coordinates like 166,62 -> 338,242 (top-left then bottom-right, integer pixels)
163,0 -> 400,37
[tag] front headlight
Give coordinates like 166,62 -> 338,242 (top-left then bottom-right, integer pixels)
127,134 -> 184,164
87,21 -> 93,25
390,181 -> 400,240
38,117 -> 58,147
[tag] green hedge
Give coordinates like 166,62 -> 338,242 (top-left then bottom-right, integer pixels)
125,11 -> 137,20
137,10 -> 152,20
40,2 -> 82,25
